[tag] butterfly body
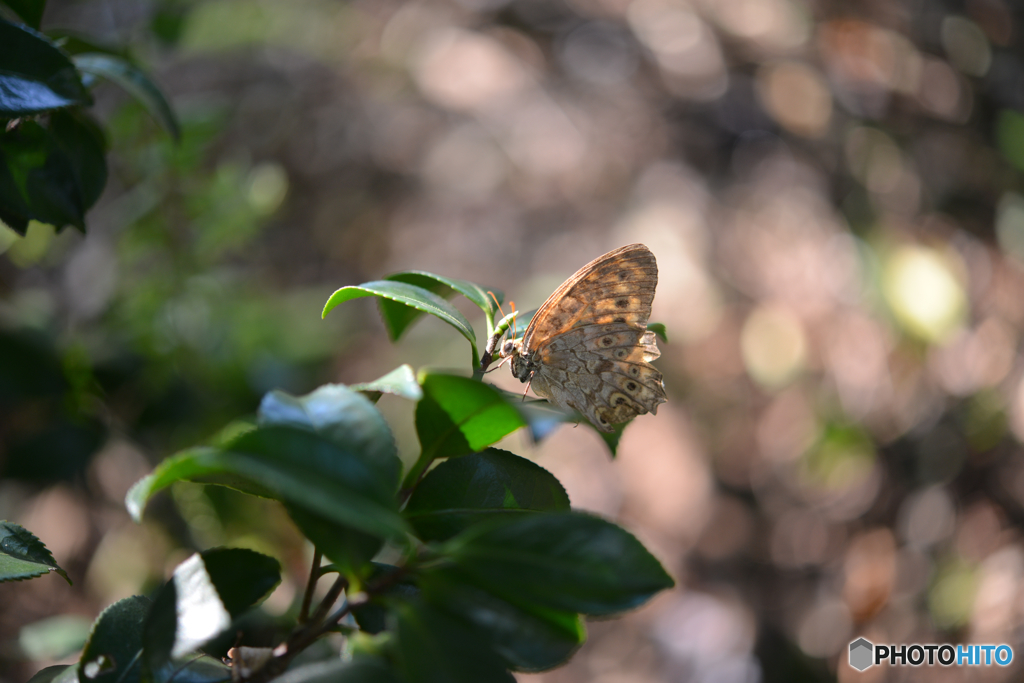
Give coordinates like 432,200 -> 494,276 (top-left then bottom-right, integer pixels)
502,244 -> 667,432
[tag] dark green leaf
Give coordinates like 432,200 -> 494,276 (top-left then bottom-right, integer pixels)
271,657 -> 400,683
126,427 -> 408,541
646,322 -> 668,343
351,563 -> 420,635
257,384 -> 401,492
597,421 -> 627,457
443,512 -> 674,616
143,549 -> 280,674
155,656 -> 231,683
0,520 -> 70,584
79,595 -> 150,683
393,599 -> 514,683
26,666 -> 74,683
0,20 -> 90,115
415,373 -> 525,461
420,570 -> 584,671
4,0 -> 45,28
349,364 -> 423,402
0,109 -> 107,233
404,449 -> 568,541
72,53 -> 180,140
286,505 -> 381,581
321,281 -> 477,362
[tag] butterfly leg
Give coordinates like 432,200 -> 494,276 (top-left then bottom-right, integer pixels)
521,370 -> 535,401
483,355 -> 512,373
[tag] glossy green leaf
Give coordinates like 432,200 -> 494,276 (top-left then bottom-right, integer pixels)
126,427 -> 408,541
393,599 -> 514,683
404,449 -> 568,541
143,548 -> 280,674
72,53 -> 180,140
258,384 -> 400,492
0,109 -> 106,234
349,364 -> 423,402
443,512 -> 674,616
321,281 -> 477,361
415,373 -> 526,462
79,595 -> 150,683
646,322 -> 668,343
0,20 -> 90,115
420,570 -> 584,672
385,271 -> 502,335
0,520 -> 71,584
271,657 -> 400,683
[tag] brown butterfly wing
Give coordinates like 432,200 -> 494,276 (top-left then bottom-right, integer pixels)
522,244 -> 659,350
522,244 -> 667,432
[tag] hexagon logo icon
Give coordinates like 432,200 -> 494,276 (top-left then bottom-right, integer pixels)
849,638 -> 874,671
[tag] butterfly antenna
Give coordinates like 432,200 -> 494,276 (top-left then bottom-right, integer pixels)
487,291 -> 506,320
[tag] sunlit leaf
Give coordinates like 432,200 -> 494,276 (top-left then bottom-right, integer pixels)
349,364 -> 423,402
143,548 -> 280,673
413,372 -> 525,465
0,520 -> 71,584
322,281 -> 477,362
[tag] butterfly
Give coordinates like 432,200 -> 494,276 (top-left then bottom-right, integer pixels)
499,243 -> 667,432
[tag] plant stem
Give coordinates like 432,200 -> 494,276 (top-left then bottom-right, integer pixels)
298,548 -> 322,624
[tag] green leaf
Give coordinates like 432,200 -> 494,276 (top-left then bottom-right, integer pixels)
321,281 -> 477,362
646,322 -> 668,343
393,599 -> 514,683
0,20 -> 90,115
386,271 -> 502,334
349,364 -> 423,402
0,109 -> 106,234
443,512 -> 674,616
79,595 -> 151,683
351,563 -> 420,635
0,520 -> 71,584
4,0 -> 45,29
415,373 -> 526,462
257,384 -> 401,492
420,571 -> 584,672
72,53 -> 180,140
404,449 -> 569,541
126,427 -> 408,541
286,505 -> 381,582
143,548 -> 280,674
271,657 -> 400,683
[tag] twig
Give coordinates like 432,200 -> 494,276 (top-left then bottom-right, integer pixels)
297,548 -> 322,624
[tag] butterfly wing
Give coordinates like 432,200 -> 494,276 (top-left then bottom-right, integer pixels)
522,243 -> 659,350
521,244 -> 667,432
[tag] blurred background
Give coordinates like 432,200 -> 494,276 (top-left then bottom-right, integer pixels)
3,0 -> 1024,681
